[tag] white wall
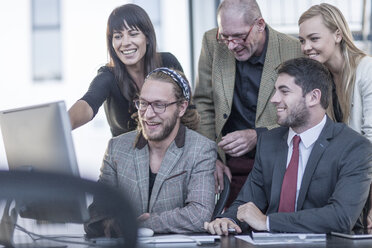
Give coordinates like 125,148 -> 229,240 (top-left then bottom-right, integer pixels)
191,0 -> 217,84
160,0 -> 191,81
0,0 -> 31,109
0,0 -> 127,180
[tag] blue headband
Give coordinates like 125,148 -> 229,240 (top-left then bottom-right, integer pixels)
146,67 -> 191,102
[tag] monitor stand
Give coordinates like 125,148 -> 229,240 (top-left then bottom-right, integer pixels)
0,200 -> 67,248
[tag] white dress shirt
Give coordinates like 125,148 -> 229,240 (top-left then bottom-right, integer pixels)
287,115 -> 327,211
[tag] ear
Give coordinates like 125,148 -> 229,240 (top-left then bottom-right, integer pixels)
256,18 -> 266,32
307,89 -> 321,107
335,29 -> 342,43
178,101 -> 188,117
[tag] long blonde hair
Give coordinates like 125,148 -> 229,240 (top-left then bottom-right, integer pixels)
299,3 -> 366,122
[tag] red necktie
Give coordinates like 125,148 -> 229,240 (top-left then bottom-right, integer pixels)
278,135 -> 301,212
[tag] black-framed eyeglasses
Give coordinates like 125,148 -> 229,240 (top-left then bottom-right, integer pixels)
133,99 -> 179,114
216,20 -> 256,45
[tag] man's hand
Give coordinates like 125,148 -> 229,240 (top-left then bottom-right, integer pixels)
214,160 -> 232,193
138,213 -> 150,222
204,218 -> 242,236
237,202 -> 267,231
102,218 -> 122,237
218,129 -> 257,157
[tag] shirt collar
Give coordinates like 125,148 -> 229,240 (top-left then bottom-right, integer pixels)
287,115 -> 327,148
135,124 -> 186,149
247,26 -> 269,65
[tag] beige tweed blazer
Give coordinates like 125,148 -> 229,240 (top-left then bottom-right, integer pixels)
193,25 -> 302,162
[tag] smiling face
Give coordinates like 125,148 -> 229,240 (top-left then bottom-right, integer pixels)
270,73 -> 310,130
138,79 -> 182,143
217,11 -> 262,61
112,24 -> 147,69
299,15 -> 342,65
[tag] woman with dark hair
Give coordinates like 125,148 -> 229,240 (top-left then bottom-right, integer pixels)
68,4 -> 183,137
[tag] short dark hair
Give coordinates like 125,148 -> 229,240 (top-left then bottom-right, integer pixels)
277,57 -> 332,109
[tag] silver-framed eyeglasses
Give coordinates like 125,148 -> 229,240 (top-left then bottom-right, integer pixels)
134,99 -> 179,114
216,20 -> 256,45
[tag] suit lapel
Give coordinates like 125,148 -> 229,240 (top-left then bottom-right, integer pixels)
296,118 -> 333,210
256,26 -> 281,121
215,45 -> 236,139
134,145 -> 150,214
220,50 -> 236,111
270,132 -> 289,211
148,142 -> 183,212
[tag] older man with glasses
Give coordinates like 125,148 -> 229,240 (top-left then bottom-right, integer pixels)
85,68 -> 216,236
194,0 -> 303,206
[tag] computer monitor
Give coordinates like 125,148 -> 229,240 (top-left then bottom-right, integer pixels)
0,101 -> 89,223
0,101 -> 79,176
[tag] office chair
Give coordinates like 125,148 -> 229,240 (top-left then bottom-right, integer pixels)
212,173 -> 231,220
0,170 -> 137,248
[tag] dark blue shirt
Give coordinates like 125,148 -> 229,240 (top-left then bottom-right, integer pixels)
222,28 -> 269,137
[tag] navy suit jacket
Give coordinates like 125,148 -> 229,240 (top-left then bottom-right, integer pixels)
221,116 -> 372,233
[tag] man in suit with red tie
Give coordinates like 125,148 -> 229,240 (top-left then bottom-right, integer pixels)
204,57 -> 372,235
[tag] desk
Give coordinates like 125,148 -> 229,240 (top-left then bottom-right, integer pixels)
139,234 -> 372,248
8,233 -> 372,248
7,223 -> 372,248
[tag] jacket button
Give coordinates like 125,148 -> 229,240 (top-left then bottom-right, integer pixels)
223,113 -> 228,119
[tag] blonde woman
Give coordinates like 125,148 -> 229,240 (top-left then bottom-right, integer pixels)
299,3 -> 372,228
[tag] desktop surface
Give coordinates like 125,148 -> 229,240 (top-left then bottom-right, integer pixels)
139,234 -> 372,248
9,231 -> 372,248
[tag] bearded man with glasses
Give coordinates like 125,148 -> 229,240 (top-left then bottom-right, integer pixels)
85,68 -> 216,236
194,0 -> 303,207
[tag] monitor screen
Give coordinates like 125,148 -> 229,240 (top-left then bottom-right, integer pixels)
0,101 -> 79,175
0,101 -> 88,223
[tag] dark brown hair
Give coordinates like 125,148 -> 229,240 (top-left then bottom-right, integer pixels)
106,4 -> 161,102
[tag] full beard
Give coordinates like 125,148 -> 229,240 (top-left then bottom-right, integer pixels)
278,99 -> 309,129
141,110 -> 179,142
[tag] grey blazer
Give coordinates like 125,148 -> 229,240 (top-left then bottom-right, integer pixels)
193,25 -> 303,163
86,125 -> 217,234
222,117 -> 372,233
